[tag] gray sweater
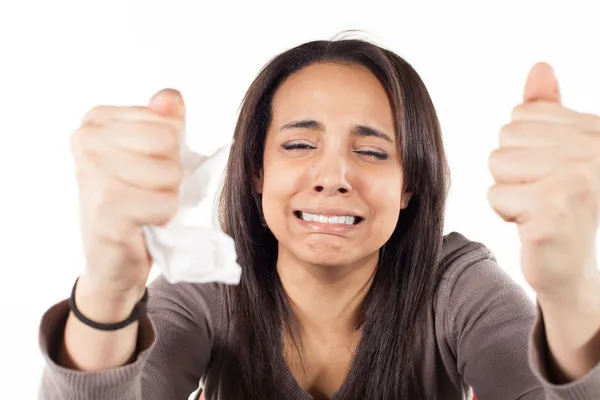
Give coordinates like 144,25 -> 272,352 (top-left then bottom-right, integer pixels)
37,232 -> 600,399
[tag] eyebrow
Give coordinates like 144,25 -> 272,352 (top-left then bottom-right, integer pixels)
279,119 -> 394,142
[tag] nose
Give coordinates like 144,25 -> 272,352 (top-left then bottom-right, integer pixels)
312,154 -> 352,196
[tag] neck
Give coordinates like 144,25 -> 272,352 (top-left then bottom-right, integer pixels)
277,249 -> 378,340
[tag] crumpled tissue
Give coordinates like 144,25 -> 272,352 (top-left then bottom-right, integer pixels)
141,142 -> 242,285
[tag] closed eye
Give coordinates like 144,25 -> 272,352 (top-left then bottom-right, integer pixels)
281,143 -> 388,160
281,143 -> 315,150
355,150 -> 389,160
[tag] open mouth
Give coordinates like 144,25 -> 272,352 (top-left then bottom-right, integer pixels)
293,210 -> 363,225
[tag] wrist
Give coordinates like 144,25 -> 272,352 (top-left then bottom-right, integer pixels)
536,267 -> 600,312
74,275 -> 147,324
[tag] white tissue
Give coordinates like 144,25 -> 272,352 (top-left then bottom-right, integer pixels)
142,142 -> 242,285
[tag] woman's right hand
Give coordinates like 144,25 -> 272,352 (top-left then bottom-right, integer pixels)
70,89 -> 185,299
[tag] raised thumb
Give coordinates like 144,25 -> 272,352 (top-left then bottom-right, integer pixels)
149,88 -> 186,118
523,62 -> 561,104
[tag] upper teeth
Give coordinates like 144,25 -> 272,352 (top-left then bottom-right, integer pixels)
300,212 -> 356,225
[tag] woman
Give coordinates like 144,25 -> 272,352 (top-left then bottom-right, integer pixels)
38,38 -> 600,399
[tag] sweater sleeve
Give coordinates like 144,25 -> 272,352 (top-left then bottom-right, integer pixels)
37,276 -> 223,400
527,304 -> 600,399
439,255 -> 600,399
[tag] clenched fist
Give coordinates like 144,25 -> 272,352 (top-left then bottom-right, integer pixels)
71,89 -> 185,295
488,64 -> 600,299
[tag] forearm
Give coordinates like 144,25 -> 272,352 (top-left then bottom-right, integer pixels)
57,275 -> 146,371
537,268 -> 600,383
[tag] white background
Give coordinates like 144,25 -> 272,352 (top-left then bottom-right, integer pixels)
1,0 -> 599,398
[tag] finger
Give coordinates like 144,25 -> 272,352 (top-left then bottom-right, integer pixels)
82,171 -> 179,242
487,183 -> 534,223
88,142 -> 182,191
523,62 -> 561,104
149,89 -> 186,119
82,105 -> 184,132
76,121 -> 180,158
512,102 -> 600,136
499,121 -> 582,147
511,101 -> 575,124
489,146 -> 562,183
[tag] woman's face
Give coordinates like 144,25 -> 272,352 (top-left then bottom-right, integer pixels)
258,62 -> 411,268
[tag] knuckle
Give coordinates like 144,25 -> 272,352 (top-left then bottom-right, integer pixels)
71,125 -> 103,165
70,126 -> 98,163
71,125 -> 94,151
81,105 -> 106,125
486,185 -> 500,206
511,102 -> 558,120
74,162 -> 91,183
499,122 -> 518,146
70,128 -> 84,157
511,103 -> 529,120
488,148 -> 504,171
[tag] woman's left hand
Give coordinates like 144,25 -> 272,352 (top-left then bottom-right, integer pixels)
487,62 -> 600,300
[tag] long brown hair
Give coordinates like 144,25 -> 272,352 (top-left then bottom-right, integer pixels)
217,36 -> 450,399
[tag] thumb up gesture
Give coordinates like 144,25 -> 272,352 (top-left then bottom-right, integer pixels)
487,62 -> 600,300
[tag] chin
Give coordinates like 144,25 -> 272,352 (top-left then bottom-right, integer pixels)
274,229 -> 381,268
303,253 -> 352,268
296,241 -> 370,268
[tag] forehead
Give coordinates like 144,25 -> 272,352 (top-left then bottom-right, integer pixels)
271,62 -> 394,125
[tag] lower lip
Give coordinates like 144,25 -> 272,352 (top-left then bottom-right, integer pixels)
294,214 -> 362,234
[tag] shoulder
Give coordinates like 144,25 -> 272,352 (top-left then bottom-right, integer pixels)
439,231 -> 520,291
440,231 -> 495,271
436,231 -> 536,330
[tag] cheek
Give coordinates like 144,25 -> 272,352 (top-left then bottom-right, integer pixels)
260,163 -> 304,222
364,176 -> 403,233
